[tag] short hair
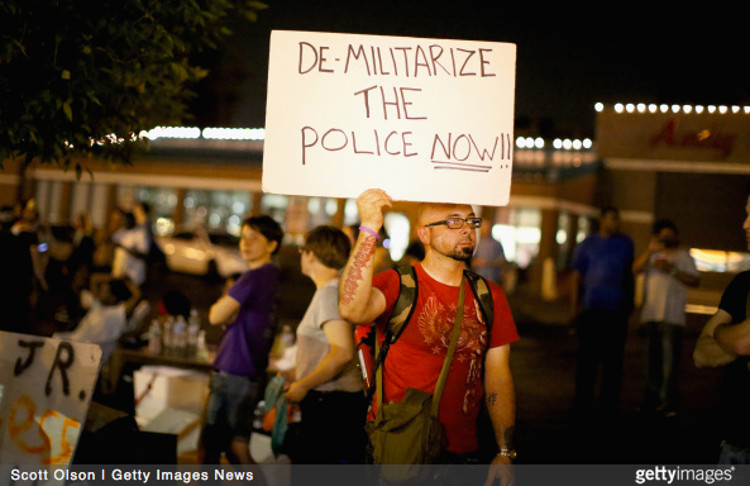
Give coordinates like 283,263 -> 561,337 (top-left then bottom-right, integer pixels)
600,205 -> 619,219
305,225 -> 351,270
161,289 -> 191,318
243,215 -> 284,255
108,279 -> 133,303
136,201 -> 151,215
122,210 -> 136,230
652,218 -> 678,235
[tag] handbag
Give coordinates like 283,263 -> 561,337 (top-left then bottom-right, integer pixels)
365,272 -> 467,482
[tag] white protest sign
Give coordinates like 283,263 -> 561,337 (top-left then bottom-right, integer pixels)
263,30 -> 516,206
0,332 -> 102,465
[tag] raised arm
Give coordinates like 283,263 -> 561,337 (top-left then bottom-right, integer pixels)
338,189 -> 391,325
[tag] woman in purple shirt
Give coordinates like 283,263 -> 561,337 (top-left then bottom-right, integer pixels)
200,215 -> 284,465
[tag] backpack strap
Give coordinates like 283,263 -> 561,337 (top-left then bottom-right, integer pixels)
368,266 -> 418,402
464,270 -> 494,333
386,266 -> 419,344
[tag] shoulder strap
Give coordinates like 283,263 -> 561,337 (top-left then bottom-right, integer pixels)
385,266 -> 418,344
375,271 -> 466,413
464,270 -> 494,332
369,266 -> 418,403
430,272 -> 466,416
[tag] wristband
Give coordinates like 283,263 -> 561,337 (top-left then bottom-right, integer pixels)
358,225 -> 380,241
497,448 -> 517,460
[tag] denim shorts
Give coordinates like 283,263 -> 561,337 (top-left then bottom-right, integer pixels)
203,370 -> 261,442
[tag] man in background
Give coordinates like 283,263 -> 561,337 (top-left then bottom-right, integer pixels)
570,206 -> 634,420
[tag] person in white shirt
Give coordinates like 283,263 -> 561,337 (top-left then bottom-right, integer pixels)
111,211 -> 149,287
55,274 -> 141,363
633,219 -> 699,417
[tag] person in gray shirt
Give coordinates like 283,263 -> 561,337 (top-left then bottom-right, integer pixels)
285,225 -> 365,464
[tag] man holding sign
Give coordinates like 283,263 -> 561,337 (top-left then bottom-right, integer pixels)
339,189 -> 518,485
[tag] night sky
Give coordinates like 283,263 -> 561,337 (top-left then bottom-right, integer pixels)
190,1 -> 749,139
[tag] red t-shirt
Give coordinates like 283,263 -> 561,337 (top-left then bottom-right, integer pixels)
371,264 -> 519,454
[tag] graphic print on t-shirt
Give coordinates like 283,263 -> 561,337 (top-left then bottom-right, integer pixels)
416,295 -> 488,414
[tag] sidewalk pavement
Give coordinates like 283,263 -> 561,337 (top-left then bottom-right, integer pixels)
505,288 -> 724,465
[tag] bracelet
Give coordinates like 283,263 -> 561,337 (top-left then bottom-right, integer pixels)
497,448 -> 517,460
358,225 -> 380,241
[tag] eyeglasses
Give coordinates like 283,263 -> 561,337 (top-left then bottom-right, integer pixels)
424,217 -> 483,229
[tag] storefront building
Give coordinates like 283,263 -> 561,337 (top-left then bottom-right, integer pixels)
4,104 -> 747,308
596,103 -> 750,311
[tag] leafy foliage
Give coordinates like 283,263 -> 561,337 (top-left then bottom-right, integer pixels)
0,0 -> 267,170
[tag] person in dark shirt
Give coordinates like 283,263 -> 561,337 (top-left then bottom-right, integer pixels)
694,192 -> 750,463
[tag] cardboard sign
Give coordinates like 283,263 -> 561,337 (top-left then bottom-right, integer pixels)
263,30 -> 516,206
0,332 -> 102,465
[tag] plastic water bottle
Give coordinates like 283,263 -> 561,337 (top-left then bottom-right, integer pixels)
188,309 -> 200,351
162,316 -> 174,351
280,325 -> 295,352
197,330 -> 208,361
148,320 -> 162,354
253,400 -> 266,430
174,315 -> 187,353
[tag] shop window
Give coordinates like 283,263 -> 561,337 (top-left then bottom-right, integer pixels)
690,249 -> 750,273
492,207 -> 541,269
184,189 -> 252,236
261,194 -> 289,225
343,199 -> 360,226
308,197 -> 339,227
136,187 -> 177,235
383,212 -> 410,262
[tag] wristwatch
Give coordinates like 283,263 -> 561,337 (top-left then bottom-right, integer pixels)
498,448 -> 517,460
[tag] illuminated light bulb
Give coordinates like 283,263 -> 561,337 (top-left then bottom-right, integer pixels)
660,104 -> 669,113
572,139 -> 582,150
648,104 -> 658,113
583,138 -> 593,149
708,105 -> 717,113
683,105 -> 693,114
553,139 -> 563,149
626,103 -> 635,113
637,103 -> 646,113
744,106 -> 750,114
534,137 -> 545,149
594,102 -> 604,112
615,103 -> 625,113
719,105 -> 728,114
732,106 -> 740,113
671,105 -> 681,113
695,105 -> 705,114
516,137 -> 526,149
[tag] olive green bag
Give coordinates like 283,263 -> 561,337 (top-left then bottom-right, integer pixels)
365,274 -> 466,482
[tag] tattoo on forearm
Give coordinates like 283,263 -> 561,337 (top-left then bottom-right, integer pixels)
340,235 -> 376,306
486,392 -> 498,407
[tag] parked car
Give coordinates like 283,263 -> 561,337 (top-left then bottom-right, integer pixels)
156,227 -> 248,278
